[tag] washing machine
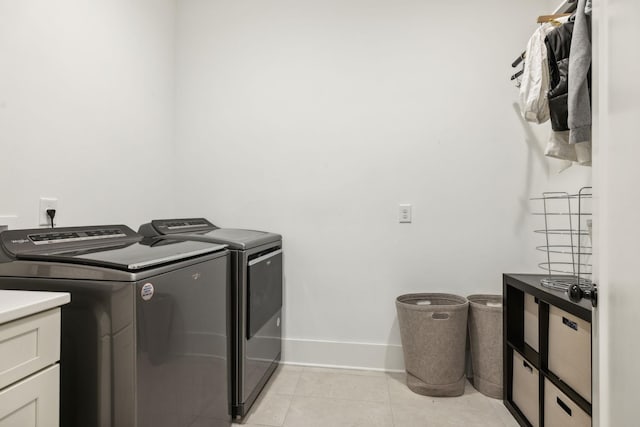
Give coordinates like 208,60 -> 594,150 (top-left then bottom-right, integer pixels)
138,218 -> 282,418
0,225 -> 230,427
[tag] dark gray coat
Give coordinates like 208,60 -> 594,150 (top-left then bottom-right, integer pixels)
545,22 -> 574,132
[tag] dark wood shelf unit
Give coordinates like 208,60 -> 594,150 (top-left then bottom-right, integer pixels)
504,274 -> 592,322
503,273 -> 593,426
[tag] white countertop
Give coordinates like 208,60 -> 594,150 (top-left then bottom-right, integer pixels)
0,290 -> 70,324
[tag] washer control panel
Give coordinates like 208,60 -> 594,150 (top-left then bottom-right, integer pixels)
29,229 -> 127,245
1,225 -> 139,256
148,218 -> 217,235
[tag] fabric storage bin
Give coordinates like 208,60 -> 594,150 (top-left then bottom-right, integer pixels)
524,294 -> 539,352
548,305 -> 591,402
512,351 -> 539,427
396,293 -> 469,397
467,294 -> 503,398
544,378 -> 591,427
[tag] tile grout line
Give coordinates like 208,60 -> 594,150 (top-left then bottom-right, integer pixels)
278,395 -> 295,427
385,373 -> 397,427
242,366 -> 301,427
279,367 -> 303,427
283,394 -> 392,405
294,367 -> 393,405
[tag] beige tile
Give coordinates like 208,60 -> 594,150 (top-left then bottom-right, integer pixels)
391,399 -> 506,427
238,366 -> 516,427
429,383 -> 498,412
387,372 -> 493,408
243,393 -> 292,427
387,372 -> 511,426
488,398 -> 519,427
283,396 -> 393,427
386,371 -> 432,404
263,365 -> 302,395
389,400 -> 440,427
294,370 -> 390,402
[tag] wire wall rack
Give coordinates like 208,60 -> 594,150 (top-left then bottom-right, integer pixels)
531,187 -> 593,293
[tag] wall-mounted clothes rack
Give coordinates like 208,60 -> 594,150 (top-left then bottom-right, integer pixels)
510,0 -> 578,76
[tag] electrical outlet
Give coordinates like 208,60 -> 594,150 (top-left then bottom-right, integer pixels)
399,204 -> 412,223
39,197 -> 58,227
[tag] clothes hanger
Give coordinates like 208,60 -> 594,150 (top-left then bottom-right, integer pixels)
512,51 -> 526,68
511,14 -> 566,69
510,8 -> 574,83
536,13 -> 571,24
511,69 -> 524,81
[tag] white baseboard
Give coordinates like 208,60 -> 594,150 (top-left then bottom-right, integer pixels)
281,338 -> 405,372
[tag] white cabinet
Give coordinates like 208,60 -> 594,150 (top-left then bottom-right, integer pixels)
0,365 -> 59,427
0,309 -> 61,390
0,291 -> 69,427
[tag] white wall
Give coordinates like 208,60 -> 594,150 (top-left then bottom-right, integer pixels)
0,0 -> 595,372
592,0 -> 640,424
174,0 -> 591,369
0,0 -> 177,229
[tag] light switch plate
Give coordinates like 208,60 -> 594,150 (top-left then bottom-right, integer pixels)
399,204 -> 412,223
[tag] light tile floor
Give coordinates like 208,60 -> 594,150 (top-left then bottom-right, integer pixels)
233,365 -> 519,427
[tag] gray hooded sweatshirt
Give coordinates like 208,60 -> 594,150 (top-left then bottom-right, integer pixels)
568,0 -> 592,144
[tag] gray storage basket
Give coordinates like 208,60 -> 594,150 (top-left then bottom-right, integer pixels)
395,293 -> 469,397
467,294 -> 503,399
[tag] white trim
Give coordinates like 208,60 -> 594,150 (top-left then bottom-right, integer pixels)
281,337 -> 405,372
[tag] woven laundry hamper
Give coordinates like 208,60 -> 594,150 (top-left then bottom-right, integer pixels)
396,293 -> 469,397
467,294 -> 503,399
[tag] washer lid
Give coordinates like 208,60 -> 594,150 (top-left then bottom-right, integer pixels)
193,228 -> 281,250
142,218 -> 281,250
18,239 -> 226,271
1,225 -> 227,271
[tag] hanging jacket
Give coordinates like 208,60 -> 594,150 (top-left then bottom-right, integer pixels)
519,16 -> 571,124
545,21 -> 574,132
568,0 -> 592,145
519,23 -> 556,123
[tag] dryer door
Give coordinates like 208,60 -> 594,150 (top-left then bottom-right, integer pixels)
246,249 -> 283,339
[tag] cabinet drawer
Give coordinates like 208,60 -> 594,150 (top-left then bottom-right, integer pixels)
0,364 -> 59,427
544,378 -> 591,427
548,306 -> 591,402
524,294 -> 538,352
512,351 -> 539,427
0,309 -> 61,390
